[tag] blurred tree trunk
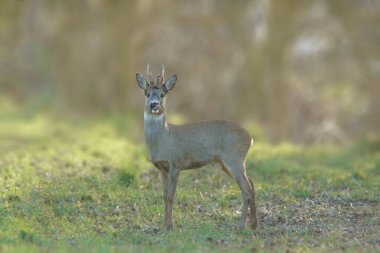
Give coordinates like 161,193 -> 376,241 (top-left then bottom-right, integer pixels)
242,0 -> 310,142
329,1 -> 380,135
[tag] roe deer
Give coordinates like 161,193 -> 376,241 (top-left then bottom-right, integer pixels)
136,64 -> 258,231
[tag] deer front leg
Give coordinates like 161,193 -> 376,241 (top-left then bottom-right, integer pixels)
160,170 -> 169,227
165,166 -> 180,231
155,163 -> 170,228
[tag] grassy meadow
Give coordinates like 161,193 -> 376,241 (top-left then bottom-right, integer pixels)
0,106 -> 379,252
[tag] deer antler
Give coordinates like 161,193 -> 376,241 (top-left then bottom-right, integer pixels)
157,64 -> 165,85
161,64 -> 165,83
147,63 -> 153,84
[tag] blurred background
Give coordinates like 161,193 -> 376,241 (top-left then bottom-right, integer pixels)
0,0 -> 379,144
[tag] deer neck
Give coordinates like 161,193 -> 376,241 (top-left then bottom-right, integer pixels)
144,111 -> 169,160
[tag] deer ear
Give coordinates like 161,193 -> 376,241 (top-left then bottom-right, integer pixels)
163,75 -> 177,92
136,73 -> 148,91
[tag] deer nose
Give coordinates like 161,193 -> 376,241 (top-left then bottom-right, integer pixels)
150,102 -> 160,110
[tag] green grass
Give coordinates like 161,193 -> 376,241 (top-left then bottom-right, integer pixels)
0,111 -> 379,252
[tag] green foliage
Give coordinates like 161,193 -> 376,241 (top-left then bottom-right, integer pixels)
117,170 -> 135,188
0,114 -> 379,252
2,1 -> 380,143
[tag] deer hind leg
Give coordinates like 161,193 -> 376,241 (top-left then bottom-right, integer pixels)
247,177 -> 259,229
221,158 -> 253,229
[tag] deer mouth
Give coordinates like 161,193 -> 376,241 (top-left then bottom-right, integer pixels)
150,102 -> 161,114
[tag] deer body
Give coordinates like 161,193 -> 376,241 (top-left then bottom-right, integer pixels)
145,113 -> 251,169
137,65 -> 258,231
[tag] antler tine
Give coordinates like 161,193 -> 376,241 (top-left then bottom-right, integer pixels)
146,63 -> 153,83
157,64 -> 165,85
161,64 -> 165,83
146,63 -> 150,76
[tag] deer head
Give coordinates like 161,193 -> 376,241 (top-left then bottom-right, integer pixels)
136,64 -> 177,115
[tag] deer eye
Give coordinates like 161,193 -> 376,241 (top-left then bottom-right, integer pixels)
160,93 -> 165,97
146,93 -> 151,97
